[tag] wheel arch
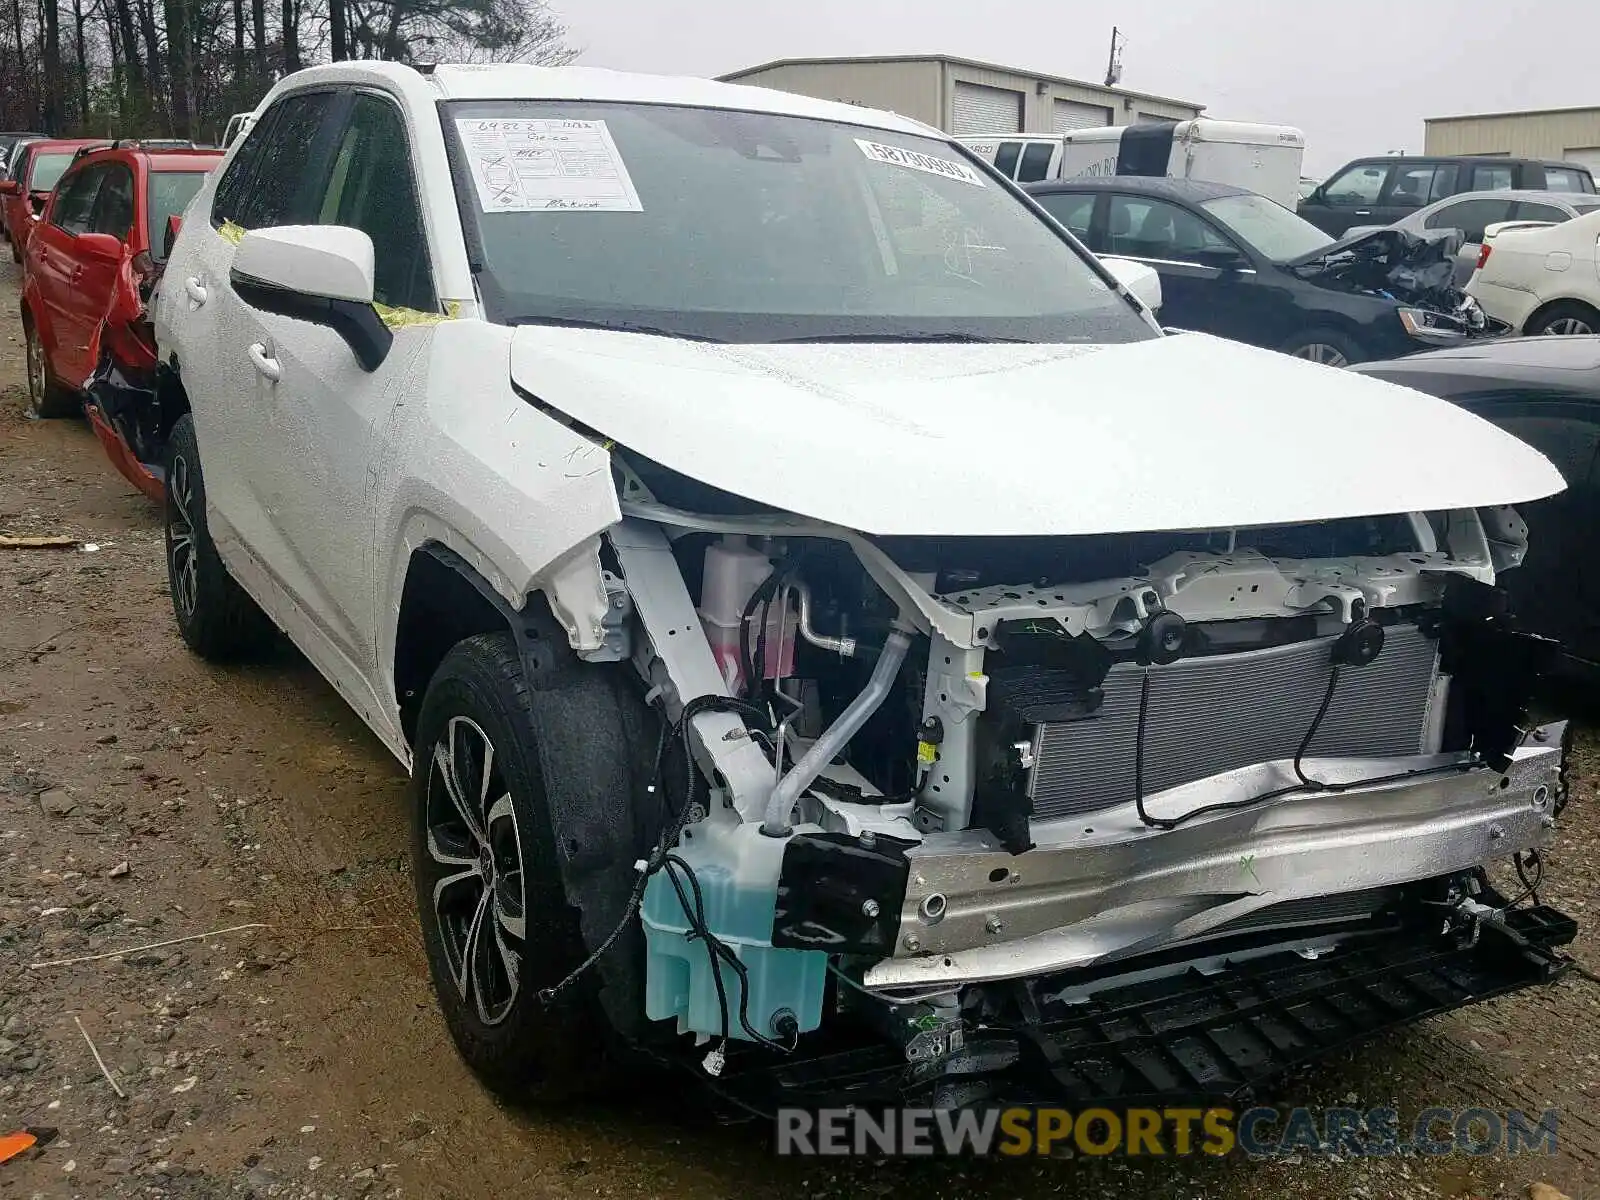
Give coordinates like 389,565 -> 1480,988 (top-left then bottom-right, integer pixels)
1281,317 -> 1371,363
1522,296 -> 1600,336
392,542 -> 541,747
394,541 -> 660,1039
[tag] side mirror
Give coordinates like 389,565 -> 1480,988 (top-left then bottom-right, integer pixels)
1194,246 -> 1248,272
0,179 -> 18,196
1100,256 -> 1163,314
229,225 -> 391,371
75,231 -> 125,264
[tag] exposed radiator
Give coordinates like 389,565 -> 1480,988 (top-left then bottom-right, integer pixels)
1026,624 -> 1440,821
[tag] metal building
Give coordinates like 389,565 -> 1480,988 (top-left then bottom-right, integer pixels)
717,55 -> 1203,137
1424,106 -> 1600,176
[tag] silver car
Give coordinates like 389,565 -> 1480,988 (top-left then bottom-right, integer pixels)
1346,189 -> 1600,286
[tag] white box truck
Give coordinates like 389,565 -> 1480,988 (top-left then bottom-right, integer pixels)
963,120 -> 1307,209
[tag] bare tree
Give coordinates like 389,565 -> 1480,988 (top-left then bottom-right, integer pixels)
0,0 -> 577,139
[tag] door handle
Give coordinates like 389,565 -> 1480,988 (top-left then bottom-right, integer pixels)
1354,209 -> 1372,216
184,276 -> 207,306
247,341 -> 281,382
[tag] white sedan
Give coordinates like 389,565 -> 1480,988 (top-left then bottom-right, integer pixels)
1466,207 -> 1600,335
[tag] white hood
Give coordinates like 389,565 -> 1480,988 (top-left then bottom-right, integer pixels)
508,328 -> 1564,537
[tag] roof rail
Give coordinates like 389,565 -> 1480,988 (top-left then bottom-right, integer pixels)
69,141 -> 114,161
112,138 -> 199,150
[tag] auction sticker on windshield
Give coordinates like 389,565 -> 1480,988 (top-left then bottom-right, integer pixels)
855,139 -> 986,188
455,118 -> 644,212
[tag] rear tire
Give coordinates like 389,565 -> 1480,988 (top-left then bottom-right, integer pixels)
23,317 -> 79,419
411,632 -> 615,1101
1281,327 -> 1365,367
1526,300 -> 1600,338
164,413 -> 277,660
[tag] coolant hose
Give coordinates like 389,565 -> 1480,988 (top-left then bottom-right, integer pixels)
759,629 -> 914,837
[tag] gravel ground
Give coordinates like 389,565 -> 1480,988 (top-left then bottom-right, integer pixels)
0,256 -> 1597,1200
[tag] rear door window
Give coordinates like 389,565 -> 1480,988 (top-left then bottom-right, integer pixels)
1384,163 -> 1438,208
1471,164 -> 1515,192
1321,162 -> 1389,207
1016,142 -> 1054,183
1423,196 -> 1517,243
1513,200 -> 1569,224
1426,163 -> 1459,201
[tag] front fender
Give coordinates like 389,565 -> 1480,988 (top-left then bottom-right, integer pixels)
373,320 -> 623,714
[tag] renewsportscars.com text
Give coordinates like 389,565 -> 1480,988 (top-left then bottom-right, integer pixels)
775,1106 -> 1560,1158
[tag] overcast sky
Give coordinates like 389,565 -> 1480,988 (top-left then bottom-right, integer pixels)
563,0 -> 1593,176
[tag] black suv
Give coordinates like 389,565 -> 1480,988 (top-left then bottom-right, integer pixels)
1299,156 -> 1595,236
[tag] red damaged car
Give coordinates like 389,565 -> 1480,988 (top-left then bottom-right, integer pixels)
20,141 -> 221,500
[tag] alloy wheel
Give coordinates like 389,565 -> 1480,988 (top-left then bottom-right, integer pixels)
423,715 -> 527,1027
167,454 -> 200,621
24,325 -> 45,417
1292,342 -> 1349,367
1544,317 -> 1594,336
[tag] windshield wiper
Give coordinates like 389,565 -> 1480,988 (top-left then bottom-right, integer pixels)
507,315 -> 724,342
770,331 -> 1029,344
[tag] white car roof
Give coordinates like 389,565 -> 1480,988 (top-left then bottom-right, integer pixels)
270,60 -> 939,140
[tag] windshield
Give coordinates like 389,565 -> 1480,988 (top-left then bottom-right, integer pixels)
1569,197 -> 1600,215
29,152 -> 74,193
148,171 -> 207,260
1200,192 -> 1333,261
442,101 -> 1154,344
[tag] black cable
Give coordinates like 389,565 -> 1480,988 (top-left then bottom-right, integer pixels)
1292,665 -> 1342,790
661,855 -> 733,1046
1140,659 -> 1478,831
1132,670 -> 1171,830
662,853 -> 791,1052
1506,848 -> 1544,908
538,692 -> 772,1007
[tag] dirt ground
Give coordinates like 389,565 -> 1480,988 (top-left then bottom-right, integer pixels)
0,258 -> 1598,1200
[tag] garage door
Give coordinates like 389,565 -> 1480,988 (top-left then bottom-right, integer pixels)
1564,146 -> 1600,178
1053,99 -> 1112,133
953,83 -> 1023,136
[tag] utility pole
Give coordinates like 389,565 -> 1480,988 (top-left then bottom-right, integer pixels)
1104,26 -> 1125,88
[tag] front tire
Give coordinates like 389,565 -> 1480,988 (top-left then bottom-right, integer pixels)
1526,300 -> 1600,337
164,413 -> 276,660
1281,327 -> 1365,367
411,632 -> 611,1101
23,318 -> 79,419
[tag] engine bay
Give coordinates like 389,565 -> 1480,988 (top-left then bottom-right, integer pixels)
590,461 -> 1571,1098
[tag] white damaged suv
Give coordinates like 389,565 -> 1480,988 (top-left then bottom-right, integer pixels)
153,61 -> 1578,1108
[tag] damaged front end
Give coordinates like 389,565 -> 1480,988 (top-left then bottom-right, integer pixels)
1287,228 -> 1511,345
590,464 -> 1576,1109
